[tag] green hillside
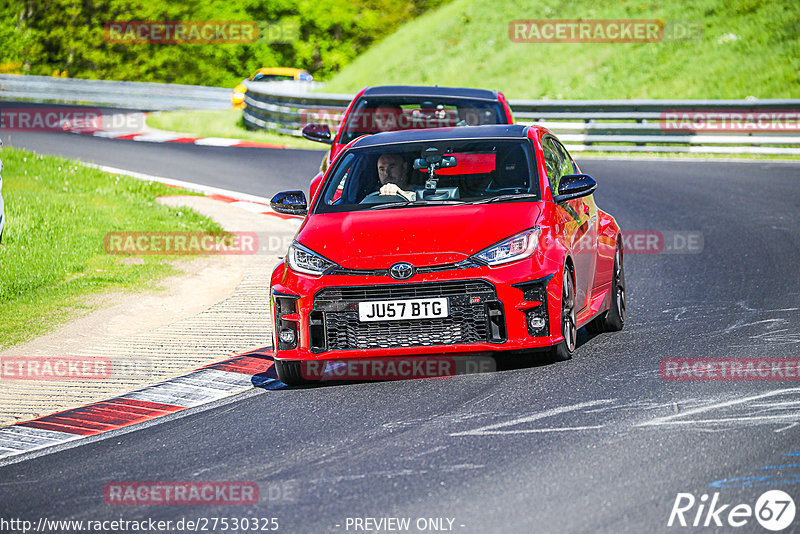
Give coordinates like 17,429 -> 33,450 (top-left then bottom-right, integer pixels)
322,0 -> 800,99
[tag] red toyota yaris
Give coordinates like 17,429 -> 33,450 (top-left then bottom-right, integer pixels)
270,124 -> 624,385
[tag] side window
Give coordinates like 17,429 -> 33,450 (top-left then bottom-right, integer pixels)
323,153 -> 354,205
542,137 -> 564,195
552,139 -> 577,178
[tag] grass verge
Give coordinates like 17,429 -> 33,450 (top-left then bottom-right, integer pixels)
321,0 -> 800,100
0,147 -> 222,350
146,109 -> 327,151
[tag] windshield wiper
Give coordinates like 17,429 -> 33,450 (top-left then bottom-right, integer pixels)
464,194 -> 540,205
368,199 -> 465,210
367,201 -> 412,210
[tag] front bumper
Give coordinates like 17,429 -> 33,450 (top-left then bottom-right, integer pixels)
270,258 -> 564,361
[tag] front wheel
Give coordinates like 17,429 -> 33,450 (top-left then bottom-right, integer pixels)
274,359 -> 312,386
604,247 -> 625,331
549,266 -> 576,362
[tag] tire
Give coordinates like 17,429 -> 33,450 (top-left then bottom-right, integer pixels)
274,359 -> 311,386
549,266 -> 576,362
603,246 -> 626,332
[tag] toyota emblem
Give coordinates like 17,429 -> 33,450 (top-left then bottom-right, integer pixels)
389,262 -> 414,280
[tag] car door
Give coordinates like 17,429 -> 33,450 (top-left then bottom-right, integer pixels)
555,138 -> 598,310
543,136 -> 595,312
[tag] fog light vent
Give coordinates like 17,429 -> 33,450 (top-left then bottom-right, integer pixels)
513,276 -> 553,337
528,316 -> 546,330
525,306 -> 549,337
279,329 -> 296,344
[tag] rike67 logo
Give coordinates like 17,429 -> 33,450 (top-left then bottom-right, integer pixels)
668,490 -> 796,531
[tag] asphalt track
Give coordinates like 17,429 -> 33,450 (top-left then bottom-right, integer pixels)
0,102 -> 324,195
2,115 -> 800,533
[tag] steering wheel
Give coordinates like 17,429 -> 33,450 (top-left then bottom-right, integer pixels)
359,191 -> 410,204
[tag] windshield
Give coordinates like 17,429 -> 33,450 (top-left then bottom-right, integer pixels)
338,97 -> 507,144
314,139 -> 539,214
251,73 -> 294,81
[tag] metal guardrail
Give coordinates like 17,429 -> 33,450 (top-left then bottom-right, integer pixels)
0,74 -> 230,111
243,84 -> 800,155
2,74 -> 797,155
242,80 -> 347,135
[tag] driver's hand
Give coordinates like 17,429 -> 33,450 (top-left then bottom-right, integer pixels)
380,183 -> 415,201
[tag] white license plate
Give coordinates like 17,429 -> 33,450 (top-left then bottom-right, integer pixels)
358,297 -> 450,322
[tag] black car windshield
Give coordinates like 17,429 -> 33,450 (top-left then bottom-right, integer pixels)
251,73 -> 294,81
314,139 -> 540,214
338,97 -> 507,144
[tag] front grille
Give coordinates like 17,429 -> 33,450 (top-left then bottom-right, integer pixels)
312,280 -> 501,351
327,259 -> 483,277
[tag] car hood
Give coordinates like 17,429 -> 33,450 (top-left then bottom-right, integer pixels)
296,203 -> 542,269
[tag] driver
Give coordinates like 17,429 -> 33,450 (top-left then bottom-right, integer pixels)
377,153 -> 415,201
373,105 -> 403,132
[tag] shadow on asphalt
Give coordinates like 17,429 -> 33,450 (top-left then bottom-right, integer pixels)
261,325 -> 603,389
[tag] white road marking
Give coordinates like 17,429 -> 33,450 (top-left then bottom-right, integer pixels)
641,414 -> 800,427
194,137 -> 241,147
750,400 -> 800,408
119,369 -> 256,407
449,399 -> 615,436
131,133 -> 183,142
0,426 -> 83,458
80,163 -> 271,203
0,366 -> 279,461
638,387 -> 800,427
449,389 -> 800,437
91,130 -> 140,138
78,163 -> 303,226
173,368 -> 257,389
229,201 -> 273,213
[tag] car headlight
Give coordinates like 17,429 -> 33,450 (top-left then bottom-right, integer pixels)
287,242 -> 338,275
472,227 -> 541,266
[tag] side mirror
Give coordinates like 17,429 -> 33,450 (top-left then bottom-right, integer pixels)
553,174 -> 597,203
271,190 -> 308,216
301,123 -> 332,144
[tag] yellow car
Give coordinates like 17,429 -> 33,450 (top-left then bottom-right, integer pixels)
232,67 -> 313,108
